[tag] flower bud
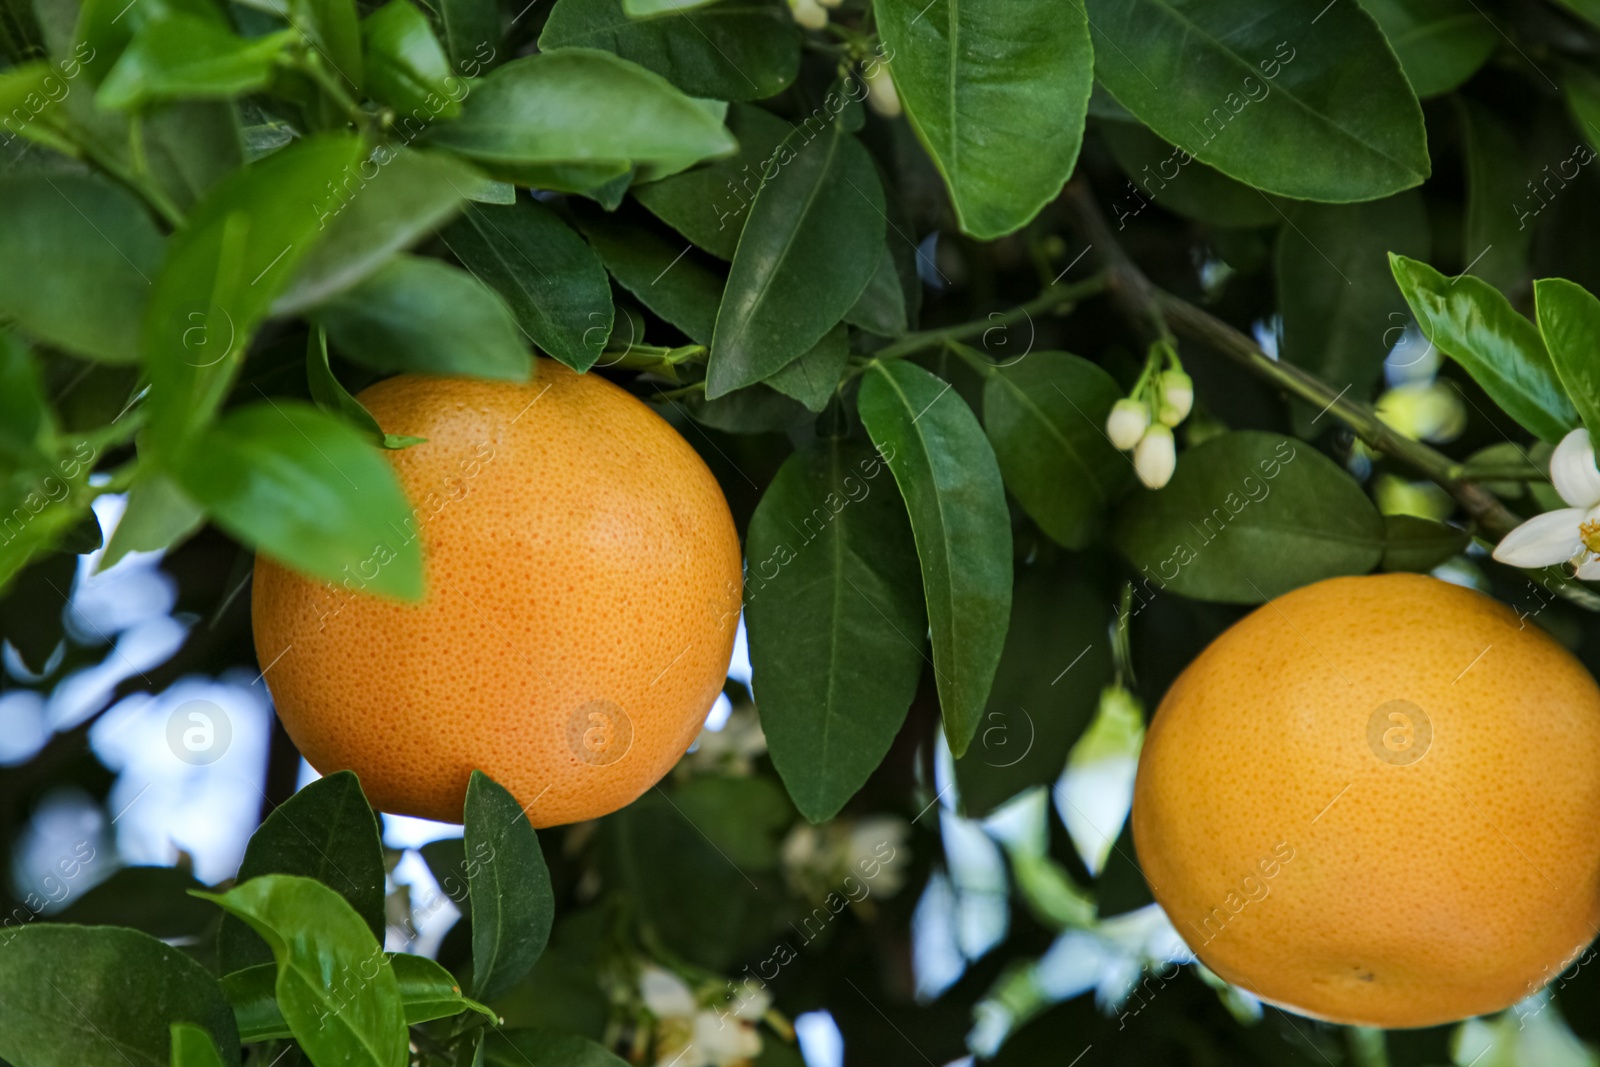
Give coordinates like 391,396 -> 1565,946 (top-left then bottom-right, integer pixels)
787,0 -> 827,29
1056,685 -> 1145,876
1134,424 -> 1176,489
1106,398 -> 1149,451
864,63 -> 901,118
1157,370 -> 1193,426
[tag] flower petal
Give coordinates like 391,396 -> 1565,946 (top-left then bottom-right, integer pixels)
1492,509 -> 1587,568
1552,428 -> 1600,508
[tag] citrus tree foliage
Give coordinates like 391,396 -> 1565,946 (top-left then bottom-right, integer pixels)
5,0 -> 1600,1064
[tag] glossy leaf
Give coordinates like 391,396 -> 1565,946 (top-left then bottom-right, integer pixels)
200,875 -> 407,1067
877,0 -> 1091,238
426,49 -> 736,188
218,770 -> 387,973
0,925 -> 239,1067
541,0 -> 799,101
1088,0 -> 1430,201
1113,431 -> 1386,603
441,200 -> 613,371
632,102 -> 793,259
315,255 -> 532,381
1099,121 -> 1281,228
1460,101 -> 1533,294
274,147 -> 479,314
1390,254 -> 1578,443
765,324 -> 848,412
97,16 -> 292,110
573,208 -> 723,345
843,247 -> 908,337
465,770 -> 555,1002
1535,277 -> 1600,446
1380,513 -> 1469,572
981,352 -> 1132,549
363,0 -> 461,119
440,0 -> 500,74
708,122 -> 884,396
746,438 -> 927,821
168,1024 -> 226,1067
0,174 -> 163,363
307,326 -> 425,448
857,360 -> 1012,757
1277,194 -> 1430,434
1358,0 -> 1495,97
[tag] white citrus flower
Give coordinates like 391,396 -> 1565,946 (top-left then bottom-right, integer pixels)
864,63 -> 901,118
1055,686 -> 1144,877
1156,371 -> 1193,427
640,965 -> 696,1018
1133,424 -> 1176,489
1491,428 -> 1600,578
1106,398 -> 1149,451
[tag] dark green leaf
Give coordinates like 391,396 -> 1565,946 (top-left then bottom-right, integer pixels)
1099,121 -> 1282,228
982,352 -> 1132,549
1089,0 -> 1430,201
843,247 -> 908,337
442,200 -> 613,371
1278,194 -> 1430,435
199,875 -> 407,1067
363,0 -> 461,119
55,866 -> 214,941
484,1031 -> 628,1067
1358,0 -> 1495,97
1460,101 -> 1534,295
671,775 -> 791,868
0,174 -> 163,363
425,49 -> 736,188
857,360 -> 1011,757
572,208 -> 723,345
307,326 -> 425,448
877,0 -> 1091,238
218,770 -> 387,973
765,324 -> 848,412
315,255 -> 532,381
274,147 -> 479,314
680,385 -> 812,433
465,770 -> 555,1002
622,0 -> 716,12
707,123 -> 884,396
1112,431 -> 1386,603
632,102 -> 793,259
1390,253 -> 1578,443
168,1023 -> 226,1067
745,438 -> 926,821
0,333 -> 51,470
1534,277 -> 1600,445
440,0 -> 500,75
0,925 -> 239,1067
296,0 -> 366,95
0,550 -> 72,672
97,16 -> 293,109
1380,513 -> 1468,572
541,0 -> 798,101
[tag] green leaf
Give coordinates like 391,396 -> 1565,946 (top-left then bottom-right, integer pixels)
843,246 -> 908,337
632,102 -> 793,259
1535,277 -> 1600,446
1112,431 -> 1386,603
981,352 -> 1132,549
1569,67 -> 1600,155
877,0 -> 1091,238
765,324 -> 848,412
142,133 -> 367,451
541,0 -> 798,101
0,925 -> 240,1067
1099,121 -> 1282,228
440,0 -> 500,75
53,866 -> 215,941
857,360 -> 1012,757
0,174 -> 164,363
363,0 -> 462,119
172,400 -> 424,599
169,1024 -> 226,1067
198,875 -> 407,1067
219,770 -> 388,973
97,16 -> 293,109
1460,100 -> 1534,294
314,255 -> 532,381
745,438 -> 927,821
425,49 -> 736,188
1390,253 -> 1578,443
1380,513 -> 1468,572
707,122 -> 884,396
223,954 -> 495,1042
484,1031 -> 629,1067
274,147 -> 479,314
73,0 -> 230,84
465,770 -> 555,1002
571,208 -> 722,345
1089,0 -> 1430,201
1277,194 -> 1430,435
442,200 -> 614,371
681,384 -> 812,433
307,326 -> 425,448
1357,0 -> 1495,97
100,470 -> 206,570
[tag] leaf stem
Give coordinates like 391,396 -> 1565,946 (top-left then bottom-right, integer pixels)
871,272 -> 1107,363
73,135 -> 184,228
287,51 -> 369,130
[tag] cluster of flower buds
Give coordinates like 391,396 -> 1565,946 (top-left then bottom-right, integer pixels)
1106,344 -> 1192,489
787,0 -> 841,30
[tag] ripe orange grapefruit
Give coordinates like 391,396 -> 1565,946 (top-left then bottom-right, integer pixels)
1133,573 -> 1600,1027
251,360 -> 742,827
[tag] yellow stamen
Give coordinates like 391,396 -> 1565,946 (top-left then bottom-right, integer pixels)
1581,519 -> 1600,555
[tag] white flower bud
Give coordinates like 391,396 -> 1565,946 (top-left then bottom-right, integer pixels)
787,0 -> 827,29
1157,370 -> 1193,426
864,63 -> 901,118
1106,398 -> 1149,451
1134,424 -> 1176,489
